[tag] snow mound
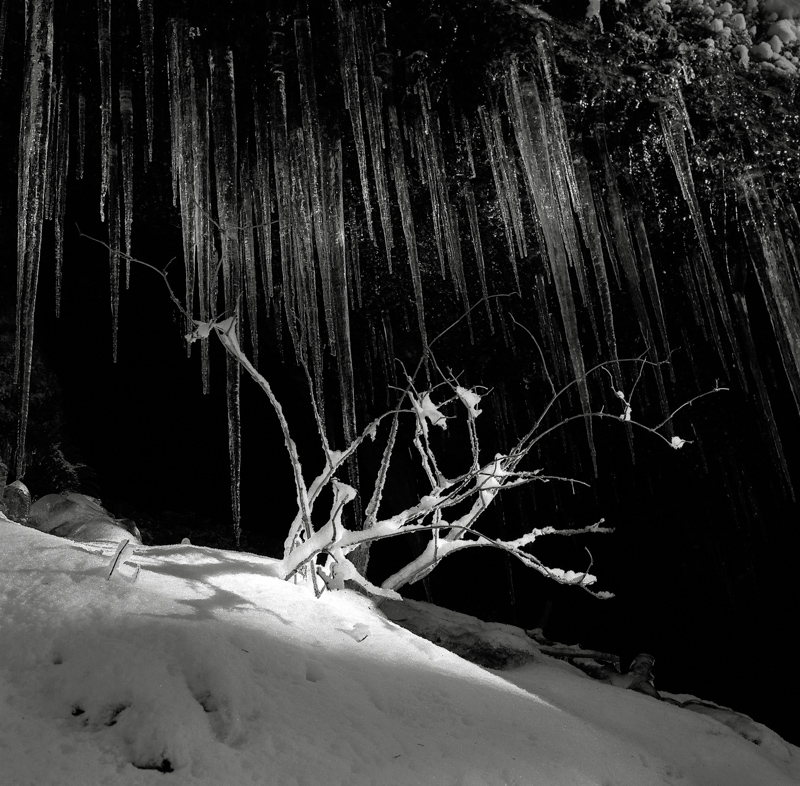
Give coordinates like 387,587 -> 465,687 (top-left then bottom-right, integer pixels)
1,518 -> 798,785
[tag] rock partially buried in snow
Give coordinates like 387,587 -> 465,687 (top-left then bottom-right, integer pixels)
381,597 -> 540,669
27,492 -> 142,544
1,480 -> 32,525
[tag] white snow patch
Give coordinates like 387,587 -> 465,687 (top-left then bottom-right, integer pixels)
0,519 -> 798,785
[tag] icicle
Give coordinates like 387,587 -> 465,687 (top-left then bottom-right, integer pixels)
732,291 -> 794,499
119,84 -> 134,261
108,139 -> 121,362
594,147 -> 672,431
486,96 -> 527,262
523,50 -> 595,330
503,54 -> 595,469
15,0 -> 55,479
252,83 -> 273,307
167,19 -> 198,353
77,90 -> 86,180
462,180 -> 493,330
534,39 -> 583,218
166,20 -> 182,210
97,0 -> 112,222
738,171 -> 800,416
270,32 -> 298,355
333,0 -> 375,243
506,55 -> 597,367
0,0 -> 7,80
477,102 -> 522,286
210,45 -> 242,544
227,348 -> 242,548
288,125 -> 324,408
626,183 -> 671,361
659,101 -> 741,378
240,142 -> 260,367
53,57 -> 69,318
137,0 -> 155,163
191,46 -> 213,392
455,105 -> 476,179
414,77 -> 468,312
449,97 -> 492,331
354,4 -> 393,265
573,152 -> 620,382
592,179 -> 621,287
295,15 -> 334,348
293,19 -> 323,224
326,137 -> 357,446
210,45 -> 240,313
346,205 -> 362,308
679,256 -> 709,341
386,78 -> 426,345
594,126 -> 656,352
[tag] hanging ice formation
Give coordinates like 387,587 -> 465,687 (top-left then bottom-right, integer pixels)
6,1 -> 800,526
0,0 -> 8,80
14,0 -> 54,480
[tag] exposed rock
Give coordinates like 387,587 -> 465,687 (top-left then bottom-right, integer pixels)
380,598 -> 539,669
27,492 -> 142,545
2,480 -> 31,525
572,652 -> 662,699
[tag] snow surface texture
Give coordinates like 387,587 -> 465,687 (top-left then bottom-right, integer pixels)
0,517 -> 797,786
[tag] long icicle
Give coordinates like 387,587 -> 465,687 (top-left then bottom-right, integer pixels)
108,139 -> 121,362
53,54 -> 69,318
210,45 -> 242,546
167,19 -> 197,351
119,82 -> 134,261
738,172 -> 800,415
333,0 -> 375,243
732,291 -> 794,499
252,82 -> 274,309
97,0 -> 112,222
386,68 -> 426,347
505,54 -> 595,468
15,0 -> 55,479
137,0 -> 155,164
573,150 -> 620,383
270,31 -> 298,356
191,40 -> 212,392
463,180 -> 493,330
328,136 -> 357,447
76,90 -> 86,180
0,0 -> 8,80
240,140 -> 260,367
355,4 -> 393,265
295,13 -> 334,371
415,77 -> 468,312
659,99 -> 740,378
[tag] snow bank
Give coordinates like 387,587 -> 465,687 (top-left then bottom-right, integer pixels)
1,518 -> 797,785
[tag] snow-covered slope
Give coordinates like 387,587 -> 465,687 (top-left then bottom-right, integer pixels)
0,518 -> 797,786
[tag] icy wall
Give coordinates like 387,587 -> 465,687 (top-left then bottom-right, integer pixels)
2,0 -> 799,540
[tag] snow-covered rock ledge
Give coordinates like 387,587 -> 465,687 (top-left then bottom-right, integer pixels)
381,597 -> 542,669
1,518 -> 798,786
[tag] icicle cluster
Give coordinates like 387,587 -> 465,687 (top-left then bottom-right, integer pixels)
7,0 -> 800,533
